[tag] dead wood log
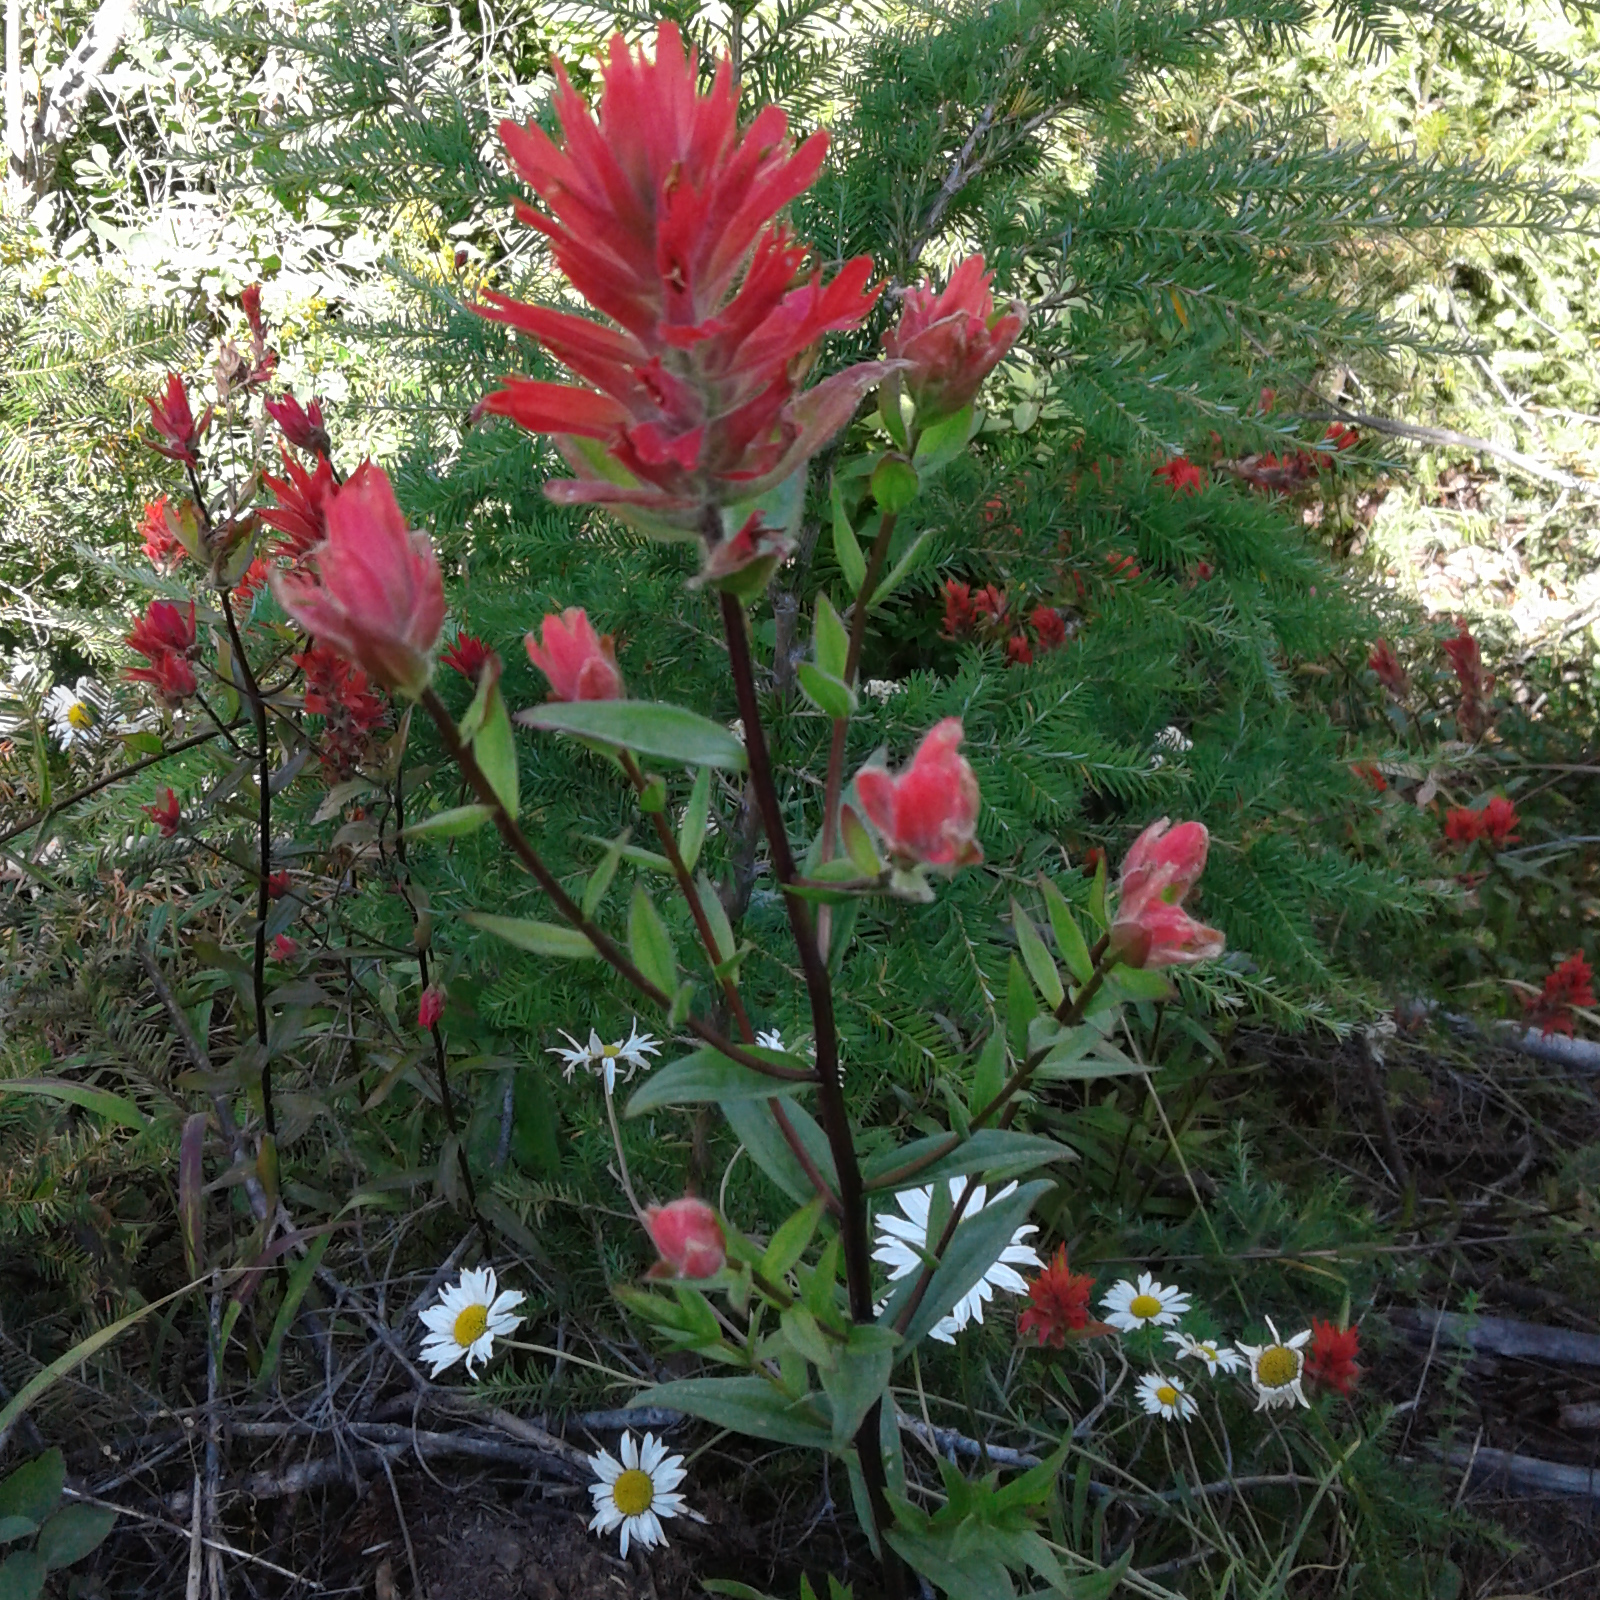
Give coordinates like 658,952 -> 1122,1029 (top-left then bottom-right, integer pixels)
1445,1445 -> 1600,1497
1392,1308 -> 1600,1366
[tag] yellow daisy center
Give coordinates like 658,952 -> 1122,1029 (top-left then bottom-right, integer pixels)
452,1303 -> 489,1347
612,1467 -> 654,1517
1156,1384 -> 1179,1407
1256,1345 -> 1298,1388
601,1044 -> 621,1058
67,703 -> 93,730
1128,1293 -> 1163,1320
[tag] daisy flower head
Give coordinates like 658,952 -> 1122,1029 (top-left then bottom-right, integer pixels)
755,1028 -> 786,1051
1237,1316 -> 1312,1411
873,1179 -> 1042,1344
548,1019 -> 661,1093
44,678 -> 111,751
1136,1371 -> 1197,1422
418,1266 -> 524,1378
1166,1331 -> 1245,1376
1101,1272 -> 1191,1334
588,1431 -> 688,1558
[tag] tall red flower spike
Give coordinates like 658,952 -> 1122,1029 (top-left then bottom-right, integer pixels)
1368,638 -> 1408,697
1524,953 -> 1595,1038
853,718 -> 982,869
1304,1319 -> 1361,1395
146,372 -> 208,466
1018,1246 -> 1100,1347
882,253 -> 1023,421
1109,818 -> 1225,969
478,24 -> 893,582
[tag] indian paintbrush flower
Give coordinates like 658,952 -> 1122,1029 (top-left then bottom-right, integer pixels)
146,372 -> 207,466
645,1197 -> 726,1279
261,449 -> 337,567
524,609 -> 624,701
144,788 -> 181,836
1017,1246 -> 1098,1347
271,461 -> 446,697
852,717 -> 982,869
265,393 -> 331,458
418,986 -> 446,1030
1108,818 -> 1225,969
126,599 -> 197,662
1524,953 -> 1596,1038
441,630 -> 494,681
1368,638 -> 1408,697
125,649 -> 197,701
1153,456 -> 1206,495
1304,1318 -> 1361,1395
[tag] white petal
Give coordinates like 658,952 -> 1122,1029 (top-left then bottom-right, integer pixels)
621,1432 -> 639,1470
617,1519 -> 631,1558
590,1502 -> 623,1535
982,1263 -> 1032,1296
589,1447 -> 622,1482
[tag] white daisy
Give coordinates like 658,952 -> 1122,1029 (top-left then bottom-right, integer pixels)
1101,1272 -> 1191,1333
1136,1371 -> 1197,1422
548,1019 -> 661,1093
588,1431 -> 689,1558
872,1179 -> 1042,1344
1166,1331 -> 1245,1375
417,1266 -> 523,1378
44,678 -> 110,751
755,1028 -> 786,1051
1236,1316 -> 1312,1411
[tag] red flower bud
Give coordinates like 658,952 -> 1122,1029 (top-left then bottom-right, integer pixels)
266,871 -> 291,899
271,462 -> 446,696
143,788 -> 181,836
524,608 -> 624,702
126,599 -> 197,662
883,253 -> 1024,421
418,985 -> 446,1030
146,372 -> 208,466
1368,638 -> 1408,697
126,650 -> 197,701
441,630 -> 494,681
273,935 -> 299,959
265,394 -> 332,458
645,1197 -> 726,1279
853,718 -> 982,869
1108,818 -> 1224,968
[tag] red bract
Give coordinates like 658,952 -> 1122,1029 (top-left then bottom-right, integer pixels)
126,650 -> 197,701
233,557 -> 272,605
295,643 -> 390,779
140,496 -> 187,571
1444,622 -> 1493,739
261,448 -> 337,567
146,372 -> 207,466
418,985 -> 446,1030
1153,456 -> 1205,495
267,871 -> 291,899
1105,551 -> 1141,581
645,1197 -> 726,1279
1524,953 -> 1595,1038
442,630 -> 494,681
266,394 -> 331,458
143,788 -> 181,836
272,462 -> 446,696
882,253 -> 1024,421
1018,1246 -> 1098,1348
853,718 -> 982,869
1189,559 -> 1214,584
126,599 -> 197,662
273,935 -> 299,959
1480,795 -> 1519,846
477,24 -> 892,576
1351,762 -> 1387,792
942,579 -> 978,638
1324,422 -> 1359,452
525,608 -> 624,701
1305,1319 -> 1360,1395
1109,818 -> 1225,968
1443,807 -> 1481,845
1368,638 -> 1408,697
241,284 -> 265,343
1006,631 -> 1033,667
1030,605 -> 1066,652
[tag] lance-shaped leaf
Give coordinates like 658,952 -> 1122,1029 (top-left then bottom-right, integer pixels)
636,1376 -> 832,1449
517,701 -> 747,770
625,1046 -> 813,1116
465,913 -> 598,960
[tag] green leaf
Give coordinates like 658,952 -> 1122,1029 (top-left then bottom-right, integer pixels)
913,403 -> 977,473
465,912 -> 598,960
870,455 -> 919,513
822,1324 -> 898,1449
885,1524 -> 1012,1600
762,1196 -> 826,1280
636,1376 -> 832,1448
864,1129 -> 1073,1189
1088,851 -> 1109,930
841,806 -> 881,878
798,663 -> 857,720
678,767 -> 712,874
0,1550 -> 46,1600
970,1030 -> 1006,1116
1108,966 -> 1176,1003
0,1454 -> 62,1527
0,1079 -> 148,1133
625,1048 -> 812,1116
885,1180 -> 1051,1351
831,477 -> 866,593
1039,877 -> 1094,985
814,594 -> 849,680
402,803 -> 494,839
36,1505 -> 117,1572
1006,956 -> 1038,1059
0,1521 -> 35,1547
582,833 -> 628,918
256,1231 -> 331,1389
471,685 -> 520,815
869,528 -> 932,611
628,884 -> 677,994
722,1098 -> 838,1204
517,701 -> 746,770
696,871 -> 737,965
1013,900 -> 1064,1010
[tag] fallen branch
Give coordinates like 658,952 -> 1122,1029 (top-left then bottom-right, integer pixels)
1443,1444 -> 1600,1497
1392,1308 -> 1600,1367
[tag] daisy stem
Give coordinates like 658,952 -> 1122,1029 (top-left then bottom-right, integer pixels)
603,1078 -> 646,1223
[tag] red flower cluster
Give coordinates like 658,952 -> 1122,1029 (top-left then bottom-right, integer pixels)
125,599 -> 198,702
525,609 -> 624,702
139,496 -> 188,572
146,373 -> 209,467
260,449 -> 336,567
941,580 -> 1068,666
1351,762 -> 1387,792
1524,953 -> 1595,1038
266,871 -> 292,899
1443,795 -> 1518,849
1304,1319 -> 1360,1395
478,24 -> 891,586
143,788 -> 181,836
853,718 -> 982,869
266,394 -> 331,459
1368,638 -> 1407,697
1153,456 -> 1206,495
1444,623 -> 1494,739
1018,1247 -> 1099,1347
294,642 -> 390,778
1109,818 -> 1225,968
441,630 -> 494,682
